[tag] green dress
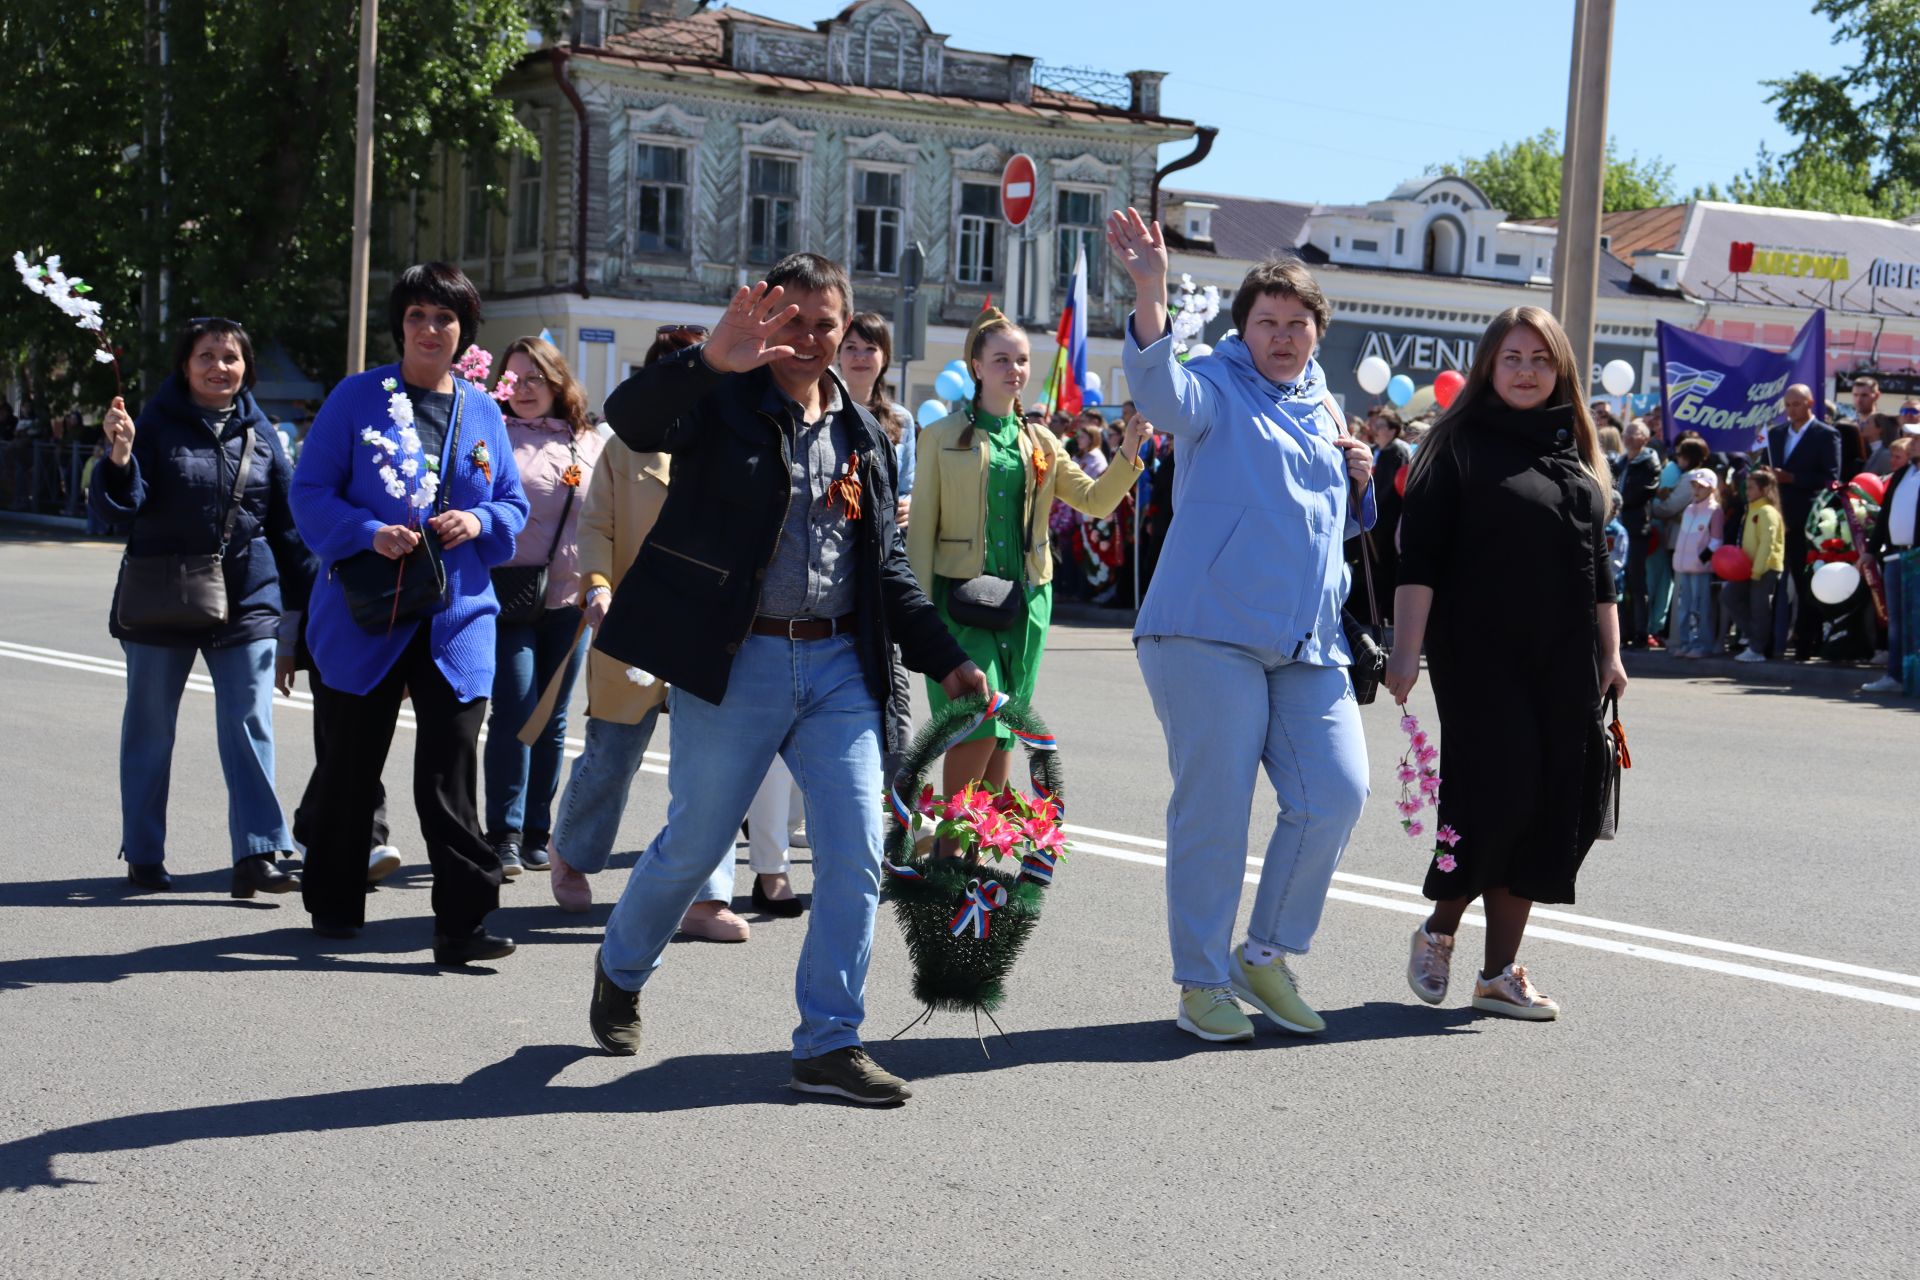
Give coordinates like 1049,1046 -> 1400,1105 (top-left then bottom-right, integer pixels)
926,411 -> 1053,746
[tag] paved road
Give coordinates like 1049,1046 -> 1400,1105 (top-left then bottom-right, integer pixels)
2,530 -> 1915,1279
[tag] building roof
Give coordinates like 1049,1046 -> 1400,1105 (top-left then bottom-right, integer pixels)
1515,203 -> 1690,262
1161,188 -> 1314,260
576,6 -> 1194,129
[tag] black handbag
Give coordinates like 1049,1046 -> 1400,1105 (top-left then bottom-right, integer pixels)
334,388 -> 462,635
1595,692 -> 1629,841
115,426 -> 256,632
946,573 -> 1022,631
1343,470 -> 1388,705
490,439 -> 578,625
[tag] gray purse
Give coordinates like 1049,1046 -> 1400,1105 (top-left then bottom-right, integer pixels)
946,573 -> 1022,630
114,427 -> 256,632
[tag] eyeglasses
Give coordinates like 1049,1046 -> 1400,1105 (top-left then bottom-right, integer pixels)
514,373 -> 550,390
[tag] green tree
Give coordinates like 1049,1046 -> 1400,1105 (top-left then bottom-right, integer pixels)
0,0 -> 563,411
1430,128 -> 1677,220
1745,0 -> 1920,217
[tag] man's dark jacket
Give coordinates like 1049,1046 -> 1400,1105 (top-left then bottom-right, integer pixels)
594,344 -> 966,755
1615,447 -> 1660,533
1868,462 -> 1916,559
1766,419 -> 1843,525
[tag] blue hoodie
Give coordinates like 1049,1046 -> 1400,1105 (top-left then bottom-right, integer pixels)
1121,322 -> 1375,666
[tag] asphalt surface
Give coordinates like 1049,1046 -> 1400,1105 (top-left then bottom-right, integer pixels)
2,529 -> 1915,1279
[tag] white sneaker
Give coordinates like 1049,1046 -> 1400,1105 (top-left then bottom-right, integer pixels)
1734,648 -> 1767,664
367,845 -> 402,884
1471,964 -> 1560,1021
1862,675 -> 1903,694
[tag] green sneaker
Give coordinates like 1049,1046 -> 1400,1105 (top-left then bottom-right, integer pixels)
1231,947 -> 1325,1035
588,946 -> 642,1056
790,1046 -> 912,1106
1176,985 -> 1255,1042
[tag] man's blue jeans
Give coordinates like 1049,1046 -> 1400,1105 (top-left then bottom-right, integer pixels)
119,638 -> 292,866
484,605 -> 588,845
1137,635 -> 1370,989
599,634 -> 886,1059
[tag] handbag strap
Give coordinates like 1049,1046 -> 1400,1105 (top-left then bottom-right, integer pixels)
1323,393 -> 1381,629
540,439 -> 579,567
217,426 -> 258,555
435,384 -> 466,516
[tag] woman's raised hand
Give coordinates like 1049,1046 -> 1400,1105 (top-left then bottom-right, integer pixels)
700,282 -> 801,375
103,397 -> 135,467
1121,414 -> 1151,459
1105,208 -> 1168,290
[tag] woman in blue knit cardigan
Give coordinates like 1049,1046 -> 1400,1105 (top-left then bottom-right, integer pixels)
289,263 -> 529,965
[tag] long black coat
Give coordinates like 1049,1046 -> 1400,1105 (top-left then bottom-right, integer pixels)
1399,403 -> 1615,904
88,376 -> 315,649
594,346 -> 966,757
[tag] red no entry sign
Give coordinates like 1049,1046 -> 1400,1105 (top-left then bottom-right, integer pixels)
1001,154 -> 1036,227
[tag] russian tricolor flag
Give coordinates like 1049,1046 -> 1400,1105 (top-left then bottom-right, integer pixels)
1046,244 -> 1089,416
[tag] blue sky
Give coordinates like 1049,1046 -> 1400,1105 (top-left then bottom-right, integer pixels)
734,0 -> 1859,207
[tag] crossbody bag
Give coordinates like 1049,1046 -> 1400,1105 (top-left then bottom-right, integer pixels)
490,438 -> 579,625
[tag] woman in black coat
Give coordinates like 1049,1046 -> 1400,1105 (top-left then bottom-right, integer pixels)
1384,305 -> 1629,1022
90,318 -> 315,895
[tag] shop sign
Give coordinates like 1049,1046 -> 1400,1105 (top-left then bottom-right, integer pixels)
1728,242 -> 1849,281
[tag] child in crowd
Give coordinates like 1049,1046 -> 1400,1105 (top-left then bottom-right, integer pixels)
1669,467 -> 1724,658
1604,492 -> 1630,600
1728,468 -> 1786,663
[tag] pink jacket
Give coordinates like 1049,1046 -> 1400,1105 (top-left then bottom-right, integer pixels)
500,416 -> 606,608
1671,497 -> 1724,573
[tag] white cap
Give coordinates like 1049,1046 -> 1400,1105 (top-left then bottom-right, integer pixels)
1686,467 -> 1718,488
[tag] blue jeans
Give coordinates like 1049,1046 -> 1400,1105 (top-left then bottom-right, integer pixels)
484,605 -> 588,845
119,638 -> 292,866
1672,572 -> 1715,655
1137,635 -> 1370,989
551,711 -> 737,904
600,633 -> 885,1059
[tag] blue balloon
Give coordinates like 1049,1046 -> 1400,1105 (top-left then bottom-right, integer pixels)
959,375 -> 976,398
1386,374 -> 1416,407
943,359 -> 969,377
1083,387 -> 1103,406
916,399 -> 949,427
934,369 -> 966,400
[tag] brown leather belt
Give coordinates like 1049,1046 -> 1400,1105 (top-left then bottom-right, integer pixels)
750,613 -> 856,640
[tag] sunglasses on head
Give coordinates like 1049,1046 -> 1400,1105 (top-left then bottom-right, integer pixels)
657,323 -> 709,347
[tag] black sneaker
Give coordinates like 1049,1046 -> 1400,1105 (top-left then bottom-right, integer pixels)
519,841 -> 551,871
789,1046 -> 913,1106
588,946 -> 642,1056
494,837 -> 524,879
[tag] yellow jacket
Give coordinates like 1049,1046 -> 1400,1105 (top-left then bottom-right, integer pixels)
907,410 -> 1140,590
1742,501 -> 1786,577
578,436 -> 671,723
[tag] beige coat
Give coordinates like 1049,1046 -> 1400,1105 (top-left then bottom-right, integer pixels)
578,436 -> 671,723
907,409 -> 1141,590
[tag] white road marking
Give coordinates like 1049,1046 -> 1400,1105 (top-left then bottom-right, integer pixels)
6,638 -> 1916,1011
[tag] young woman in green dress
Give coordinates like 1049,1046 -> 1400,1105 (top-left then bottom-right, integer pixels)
907,310 -> 1145,799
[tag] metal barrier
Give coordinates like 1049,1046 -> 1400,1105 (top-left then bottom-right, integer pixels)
3,439 -> 92,519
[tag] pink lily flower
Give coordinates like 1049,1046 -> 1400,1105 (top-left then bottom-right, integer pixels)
1435,853 -> 1457,872
1437,825 -> 1461,847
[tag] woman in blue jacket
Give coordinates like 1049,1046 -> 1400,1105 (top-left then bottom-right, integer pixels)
1109,208 -> 1375,1045
289,263 -> 529,965
92,317 -> 314,898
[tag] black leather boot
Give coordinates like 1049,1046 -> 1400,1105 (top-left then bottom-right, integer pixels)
231,853 -> 300,899
126,862 -> 173,892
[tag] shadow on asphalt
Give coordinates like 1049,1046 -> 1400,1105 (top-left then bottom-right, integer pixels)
0,1004 -> 1480,1191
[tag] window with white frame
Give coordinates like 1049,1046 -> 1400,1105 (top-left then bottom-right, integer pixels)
852,168 -> 904,275
956,182 -> 999,286
747,153 -> 800,265
512,146 -> 543,253
462,168 -> 490,260
634,142 -> 690,257
1055,188 -> 1104,294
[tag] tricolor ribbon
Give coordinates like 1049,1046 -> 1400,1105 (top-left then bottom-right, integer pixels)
948,878 -> 1009,939
1019,849 -> 1058,886
885,862 -> 924,881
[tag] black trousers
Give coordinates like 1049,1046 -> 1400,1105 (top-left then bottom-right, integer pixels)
1624,522 -> 1652,641
1781,523 -> 1820,655
303,628 -> 502,934
291,700 -> 389,851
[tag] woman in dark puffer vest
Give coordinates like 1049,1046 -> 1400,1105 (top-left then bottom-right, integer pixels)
90,317 -> 315,896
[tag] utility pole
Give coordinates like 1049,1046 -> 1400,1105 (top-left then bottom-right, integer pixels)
1552,0 -> 1614,387
346,0 -> 379,374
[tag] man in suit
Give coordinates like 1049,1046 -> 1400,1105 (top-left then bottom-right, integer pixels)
1768,384 -> 1843,659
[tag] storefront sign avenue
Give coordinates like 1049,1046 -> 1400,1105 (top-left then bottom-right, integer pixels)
1355,329 -> 1475,374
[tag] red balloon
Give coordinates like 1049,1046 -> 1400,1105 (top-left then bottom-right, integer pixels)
1849,472 -> 1887,504
1711,544 -> 1753,582
1433,370 -> 1465,408
1395,465 -> 1408,497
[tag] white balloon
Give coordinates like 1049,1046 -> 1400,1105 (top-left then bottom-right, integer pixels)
1356,355 -> 1392,396
1600,359 -> 1636,397
1084,370 -> 1102,394
1186,343 -> 1214,360
1810,560 -> 1862,606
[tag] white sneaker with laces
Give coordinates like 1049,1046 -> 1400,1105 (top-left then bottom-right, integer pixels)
1407,924 -> 1455,1005
1862,675 -> 1903,694
367,845 -> 402,884
1734,648 -> 1767,664
1471,963 -> 1560,1021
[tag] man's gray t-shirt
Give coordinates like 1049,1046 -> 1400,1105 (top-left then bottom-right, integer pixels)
757,380 -> 858,619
